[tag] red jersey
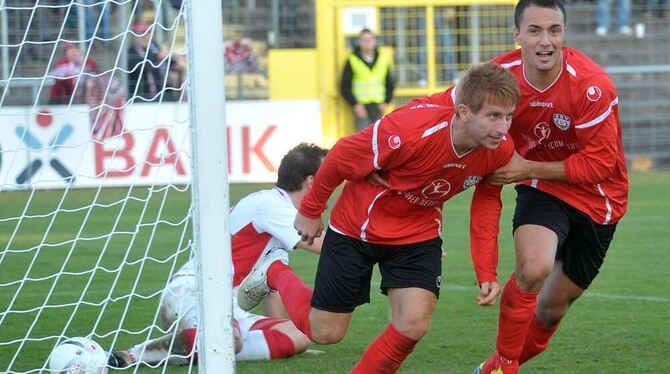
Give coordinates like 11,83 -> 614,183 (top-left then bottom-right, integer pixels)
457,47 -> 628,283
299,97 -> 514,245
492,47 -> 629,224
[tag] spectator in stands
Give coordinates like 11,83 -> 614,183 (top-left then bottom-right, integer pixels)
340,28 -> 395,132
127,23 -> 166,102
596,0 -> 632,36
48,43 -> 98,105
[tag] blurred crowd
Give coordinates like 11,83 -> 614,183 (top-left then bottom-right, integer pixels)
47,21 -> 186,107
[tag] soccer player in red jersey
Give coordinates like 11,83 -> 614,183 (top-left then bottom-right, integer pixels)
237,62 -> 520,373
466,0 -> 629,372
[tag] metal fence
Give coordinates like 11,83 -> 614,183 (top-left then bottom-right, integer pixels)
1,0 -> 668,169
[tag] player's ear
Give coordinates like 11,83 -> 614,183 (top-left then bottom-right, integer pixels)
513,27 -> 520,44
303,175 -> 315,191
457,103 -> 469,122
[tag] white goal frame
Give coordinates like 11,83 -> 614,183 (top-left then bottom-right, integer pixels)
185,0 -> 235,372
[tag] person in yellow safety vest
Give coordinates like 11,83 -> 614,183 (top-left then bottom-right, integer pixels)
340,28 -> 395,132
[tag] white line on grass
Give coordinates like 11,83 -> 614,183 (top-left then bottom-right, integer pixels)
375,283 -> 670,303
7,283 -> 670,304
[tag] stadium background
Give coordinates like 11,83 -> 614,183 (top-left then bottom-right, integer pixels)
0,0 -> 668,373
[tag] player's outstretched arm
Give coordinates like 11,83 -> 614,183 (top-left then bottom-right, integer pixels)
488,151 -> 567,185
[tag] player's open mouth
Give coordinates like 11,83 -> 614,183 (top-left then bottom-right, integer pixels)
536,51 -> 553,61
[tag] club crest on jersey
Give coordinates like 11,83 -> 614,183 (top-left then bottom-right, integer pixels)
553,113 -> 571,131
422,179 -> 451,199
463,175 -> 482,189
388,135 -> 402,149
586,86 -> 602,102
533,122 -> 551,143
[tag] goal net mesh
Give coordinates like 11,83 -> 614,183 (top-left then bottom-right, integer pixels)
0,1 -> 203,372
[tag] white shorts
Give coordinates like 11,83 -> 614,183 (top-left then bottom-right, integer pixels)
159,275 -> 267,334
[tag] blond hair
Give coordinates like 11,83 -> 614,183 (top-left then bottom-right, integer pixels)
456,62 -> 520,113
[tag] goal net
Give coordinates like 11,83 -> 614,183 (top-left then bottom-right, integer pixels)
0,1 -> 232,372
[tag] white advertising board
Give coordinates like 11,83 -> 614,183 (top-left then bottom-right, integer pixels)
0,100 -> 321,190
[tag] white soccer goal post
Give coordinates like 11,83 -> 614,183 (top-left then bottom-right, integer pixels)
0,0 -> 234,373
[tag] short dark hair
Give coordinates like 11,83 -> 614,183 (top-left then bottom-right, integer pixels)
514,0 -> 567,29
276,143 -> 328,192
359,28 -> 374,37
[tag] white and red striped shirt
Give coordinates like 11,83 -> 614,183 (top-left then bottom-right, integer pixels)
175,187 -> 301,286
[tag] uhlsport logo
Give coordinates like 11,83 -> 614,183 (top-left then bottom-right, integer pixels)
586,86 -> 602,102
387,135 -> 401,149
14,109 -> 75,185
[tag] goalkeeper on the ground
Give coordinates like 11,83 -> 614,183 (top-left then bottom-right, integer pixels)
108,143 -> 327,367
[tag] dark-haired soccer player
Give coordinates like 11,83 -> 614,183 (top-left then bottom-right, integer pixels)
468,0 -> 629,372
108,143 -> 327,367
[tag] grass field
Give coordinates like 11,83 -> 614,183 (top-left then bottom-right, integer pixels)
1,172 -> 668,373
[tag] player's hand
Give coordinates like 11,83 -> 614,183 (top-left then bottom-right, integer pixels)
488,152 -> 531,185
294,212 -> 324,245
366,172 -> 390,187
476,281 -> 501,306
354,104 -> 367,119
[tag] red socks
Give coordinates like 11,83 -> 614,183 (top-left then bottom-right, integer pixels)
267,262 -> 314,340
349,324 -> 418,374
496,273 -> 539,361
519,313 -> 559,364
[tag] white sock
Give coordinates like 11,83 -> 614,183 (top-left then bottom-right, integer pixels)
235,330 -> 271,361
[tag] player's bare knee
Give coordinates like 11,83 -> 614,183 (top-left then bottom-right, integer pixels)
393,317 -> 431,341
516,263 -> 551,291
311,325 -> 345,345
536,302 -> 567,327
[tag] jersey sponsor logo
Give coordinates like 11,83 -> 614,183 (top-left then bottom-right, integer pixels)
530,101 -> 554,108
402,191 -> 442,207
387,135 -> 401,149
422,179 -> 451,199
463,175 -> 483,189
545,139 -> 579,151
586,86 -> 602,102
553,113 -> 571,131
443,162 -> 466,169
533,122 -> 551,144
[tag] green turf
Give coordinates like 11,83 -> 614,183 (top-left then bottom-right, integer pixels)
1,173 -> 668,373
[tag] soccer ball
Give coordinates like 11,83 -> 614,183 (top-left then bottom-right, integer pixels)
48,337 -> 108,374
